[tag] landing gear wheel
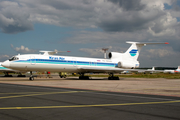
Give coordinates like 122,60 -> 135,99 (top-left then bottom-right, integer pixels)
108,73 -> 119,80
29,71 -> 34,81
79,73 -> 89,80
29,77 -> 34,81
79,76 -> 89,79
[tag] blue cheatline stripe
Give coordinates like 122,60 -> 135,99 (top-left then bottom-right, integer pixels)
14,59 -> 116,67
0,66 -> 8,69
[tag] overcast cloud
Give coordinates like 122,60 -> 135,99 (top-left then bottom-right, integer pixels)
0,0 -> 179,34
0,0 -> 180,67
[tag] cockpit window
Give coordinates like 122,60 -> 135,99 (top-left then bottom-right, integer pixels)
9,56 -> 19,61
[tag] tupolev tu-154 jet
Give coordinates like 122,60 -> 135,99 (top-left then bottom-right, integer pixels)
2,41 -> 168,80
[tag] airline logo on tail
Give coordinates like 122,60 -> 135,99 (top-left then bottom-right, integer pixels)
129,49 -> 138,56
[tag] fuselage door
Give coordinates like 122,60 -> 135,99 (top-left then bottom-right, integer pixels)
30,56 -> 36,65
73,58 -> 77,67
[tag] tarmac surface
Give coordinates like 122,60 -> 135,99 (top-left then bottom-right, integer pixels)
0,76 -> 180,119
0,76 -> 180,97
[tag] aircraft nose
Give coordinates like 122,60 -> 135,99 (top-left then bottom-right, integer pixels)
2,60 -> 10,68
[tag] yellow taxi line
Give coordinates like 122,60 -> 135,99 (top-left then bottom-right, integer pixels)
0,100 -> 180,110
0,91 -> 85,99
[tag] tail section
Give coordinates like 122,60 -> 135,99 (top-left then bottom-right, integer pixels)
123,41 -> 168,61
109,41 -> 168,69
177,66 -> 180,70
152,66 -> 155,70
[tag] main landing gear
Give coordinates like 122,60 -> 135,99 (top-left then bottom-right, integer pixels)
108,73 -> 119,80
29,71 -> 34,81
17,72 -> 26,77
59,72 -> 67,78
79,73 -> 90,80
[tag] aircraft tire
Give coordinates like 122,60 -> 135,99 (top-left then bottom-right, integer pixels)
79,76 -> 89,80
29,77 -> 34,81
108,77 -> 119,80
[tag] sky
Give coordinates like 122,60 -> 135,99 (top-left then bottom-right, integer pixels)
0,0 -> 180,67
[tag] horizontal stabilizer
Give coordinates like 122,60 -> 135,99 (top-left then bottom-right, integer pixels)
40,50 -> 70,55
126,41 -> 169,46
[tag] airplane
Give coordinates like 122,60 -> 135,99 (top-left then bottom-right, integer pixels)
2,41 -> 168,80
0,62 -> 26,77
136,66 -> 163,74
164,66 -> 180,73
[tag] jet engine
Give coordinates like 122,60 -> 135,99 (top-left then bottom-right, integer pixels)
117,62 -> 138,69
108,52 -> 122,59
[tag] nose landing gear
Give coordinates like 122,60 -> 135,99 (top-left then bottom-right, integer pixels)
29,71 -> 34,81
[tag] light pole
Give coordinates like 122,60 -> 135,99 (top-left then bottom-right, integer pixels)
102,48 -> 109,59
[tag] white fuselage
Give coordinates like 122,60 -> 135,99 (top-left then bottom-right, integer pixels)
2,54 -> 139,73
2,41 -> 168,75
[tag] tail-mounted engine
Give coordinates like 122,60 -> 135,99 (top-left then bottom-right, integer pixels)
109,52 -> 139,69
117,62 -> 139,69
108,52 -> 122,59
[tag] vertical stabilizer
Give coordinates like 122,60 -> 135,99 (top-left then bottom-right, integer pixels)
177,66 -> 180,70
152,67 -> 155,70
123,42 -> 168,61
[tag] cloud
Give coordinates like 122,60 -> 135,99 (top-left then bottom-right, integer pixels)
11,44 -> 36,53
140,46 -> 180,67
0,55 -> 9,62
148,48 -> 175,57
0,55 -> 9,59
79,48 -> 104,57
172,0 -> 180,11
0,1 -> 33,34
65,30 -> 148,44
108,0 -> 145,11
0,0 -> 179,36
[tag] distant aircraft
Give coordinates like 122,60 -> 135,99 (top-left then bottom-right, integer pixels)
0,62 -> 27,77
2,41 -> 168,80
0,62 -> 23,77
164,66 -> 180,73
136,66 -> 163,74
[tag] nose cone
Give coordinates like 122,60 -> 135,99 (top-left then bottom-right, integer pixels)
2,60 -> 10,68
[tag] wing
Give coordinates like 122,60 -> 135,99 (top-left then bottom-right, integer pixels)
77,67 -> 163,73
78,67 -> 138,73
